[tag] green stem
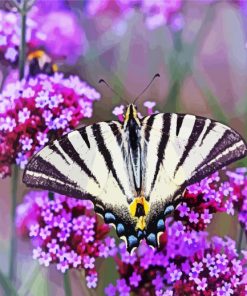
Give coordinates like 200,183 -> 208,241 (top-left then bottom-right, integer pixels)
63,272 -> 72,296
19,1 -> 27,80
163,79 -> 182,113
8,0 -> 27,285
237,226 -> 244,254
8,165 -> 19,283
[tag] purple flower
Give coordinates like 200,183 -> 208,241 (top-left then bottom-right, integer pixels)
177,202 -> 189,217
143,101 -> 156,115
38,252 -> 52,267
57,260 -> 69,273
112,105 -> 125,121
31,8 -> 86,63
18,108 -> 31,123
116,279 -> 130,296
195,277 -> 207,291
20,137 -> 33,151
47,239 -> 59,254
16,191 -> 112,289
129,272 -> 141,288
191,261 -> 203,274
201,209 -> 213,224
0,73 -> 100,177
83,256 -> 95,269
188,211 -> 199,224
105,284 -> 117,296
86,273 -> 98,289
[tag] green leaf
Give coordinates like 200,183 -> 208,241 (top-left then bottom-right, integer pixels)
0,268 -> 18,296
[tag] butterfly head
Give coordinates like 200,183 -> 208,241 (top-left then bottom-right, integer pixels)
124,104 -> 140,127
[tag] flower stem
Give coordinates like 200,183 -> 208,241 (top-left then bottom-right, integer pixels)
19,0 -> 27,80
8,165 -> 19,283
237,226 -> 244,254
8,0 -> 27,284
63,272 -> 72,296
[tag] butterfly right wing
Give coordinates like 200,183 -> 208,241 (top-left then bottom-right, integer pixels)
23,121 -> 140,251
141,113 -> 247,247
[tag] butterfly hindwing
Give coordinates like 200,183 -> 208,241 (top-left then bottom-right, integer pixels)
23,121 -> 140,251
141,113 -> 247,247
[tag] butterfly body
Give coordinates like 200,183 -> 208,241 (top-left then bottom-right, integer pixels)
23,104 -> 247,252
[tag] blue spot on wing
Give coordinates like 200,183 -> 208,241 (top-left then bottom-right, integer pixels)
128,235 -> 138,248
164,205 -> 174,216
157,219 -> 165,231
146,233 -> 157,247
104,212 -> 116,223
117,223 -> 125,236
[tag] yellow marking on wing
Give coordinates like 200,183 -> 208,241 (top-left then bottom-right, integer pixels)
129,196 -> 149,231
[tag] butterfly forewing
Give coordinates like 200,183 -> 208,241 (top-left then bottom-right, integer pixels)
141,113 -> 247,247
23,121 -> 140,251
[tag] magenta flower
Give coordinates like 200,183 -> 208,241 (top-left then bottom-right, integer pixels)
105,223 -> 246,295
0,9 -> 47,64
86,0 -> 184,31
0,73 -> 100,178
16,191 -> 116,289
30,7 -> 86,63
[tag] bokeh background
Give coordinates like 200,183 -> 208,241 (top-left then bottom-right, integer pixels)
0,0 -> 246,295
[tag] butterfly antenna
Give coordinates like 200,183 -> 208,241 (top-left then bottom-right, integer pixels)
133,73 -> 160,104
99,79 -> 128,104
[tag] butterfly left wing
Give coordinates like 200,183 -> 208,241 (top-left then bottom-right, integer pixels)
23,121 -> 140,252
140,113 -> 247,247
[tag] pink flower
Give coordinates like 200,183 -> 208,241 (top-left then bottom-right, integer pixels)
0,73 -> 100,178
16,191 -> 116,289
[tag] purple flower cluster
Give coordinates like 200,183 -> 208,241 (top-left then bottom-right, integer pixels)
30,7 -> 86,63
86,0 -> 184,31
0,73 -> 100,177
225,168 -> 247,233
106,219 -> 247,295
180,168 -> 247,234
16,191 -> 116,288
0,9 -> 46,63
0,5 -> 85,64
112,100 -> 157,121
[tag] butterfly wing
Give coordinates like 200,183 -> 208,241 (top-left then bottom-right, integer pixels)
141,113 -> 247,247
23,121 -> 139,251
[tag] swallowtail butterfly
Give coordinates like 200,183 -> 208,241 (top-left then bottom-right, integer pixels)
23,78 -> 247,253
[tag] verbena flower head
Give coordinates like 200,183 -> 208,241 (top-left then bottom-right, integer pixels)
86,0 -> 184,31
106,220 -> 247,295
0,9 -> 46,64
30,7 -> 86,63
0,6 -> 85,64
225,168 -> 247,233
112,100 -> 157,121
16,191 -> 117,288
0,73 -> 100,177
141,0 -> 184,31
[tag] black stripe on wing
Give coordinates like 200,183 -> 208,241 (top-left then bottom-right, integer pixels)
49,144 -> 70,164
151,114 -> 171,191
176,114 -> 184,136
187,129 -> 247,185
92,124 -> 126,195
174,116 -> 206,176
58,136 -> 100,186
144,114 -> 156,142
79,128 -> 91,148
23,156 -> 87,199
199,121 -> 215,146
